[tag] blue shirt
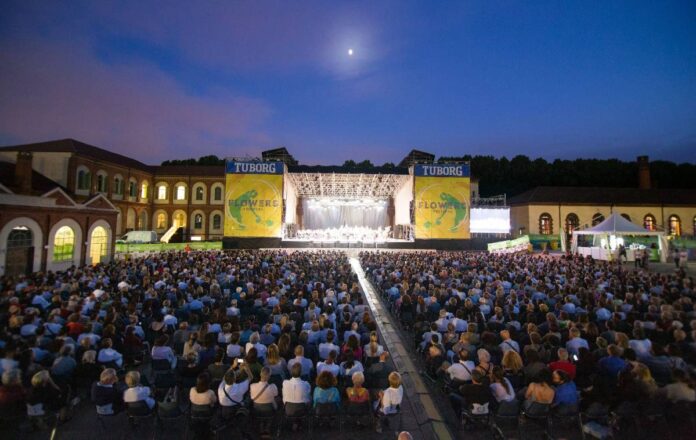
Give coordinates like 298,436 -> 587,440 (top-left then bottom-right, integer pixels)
313,386 -> 340,407
598,356 -> 627,380
553,381 -> 578,406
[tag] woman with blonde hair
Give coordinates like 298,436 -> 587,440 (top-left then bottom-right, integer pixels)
375,372 -> 403,433
501,350 -> 524,389
364,331 -> 384,360
346,371 -> 369,403
123,371 -> 155,410
264,343 -> 288,378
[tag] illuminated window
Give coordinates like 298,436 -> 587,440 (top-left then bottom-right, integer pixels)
53,226 -> 75,262
643,214 -> 656,231
668,215 -> 681,236
156,213 -> 166,229
195,186 -> 204,201
565,213 -> 579,233
140,182 -> 149,199
157,185 -> 167,200
539,213 -> 553,235
176,185 -> 186,200
592,213 -> 605,226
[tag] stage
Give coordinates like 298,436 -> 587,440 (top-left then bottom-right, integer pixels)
222,236 -> 500,250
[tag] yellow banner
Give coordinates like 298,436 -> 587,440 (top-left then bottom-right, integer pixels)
414,176 -> 470,239
224,173 -> 283,237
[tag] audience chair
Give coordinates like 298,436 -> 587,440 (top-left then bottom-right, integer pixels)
491,400 -> 520,440
312,402 -> 341,433
125,400 -> 155,434
278,402 -> 311,437
550,403 -> 584,440
185,403 -> 215,440
341,400 -> 373,430
251,402 -> 277,439
518,402 -> 551,440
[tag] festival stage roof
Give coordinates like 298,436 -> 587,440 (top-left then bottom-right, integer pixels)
287,172 -> 410,198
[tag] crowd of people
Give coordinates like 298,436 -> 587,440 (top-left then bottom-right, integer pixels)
361,250 -> 696,436
0,250 -> 406,438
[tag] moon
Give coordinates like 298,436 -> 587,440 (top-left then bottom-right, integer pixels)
348,48 -> 354,56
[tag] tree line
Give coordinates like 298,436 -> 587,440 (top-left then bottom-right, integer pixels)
161,154 -> 696,197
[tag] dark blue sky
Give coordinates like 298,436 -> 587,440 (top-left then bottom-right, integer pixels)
1,1 -> 694,165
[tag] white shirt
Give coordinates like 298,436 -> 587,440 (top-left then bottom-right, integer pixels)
226,344 -> 243,359
98,348 -> 123,367
499,339 -> 520,354
123,386 -> 155,409
218,379 -> 249,407
250,381 -> 279,407
380,386 -> 403,414
190,388 -> 216,406
282,377 -> 311,404
446,361 -> 475,382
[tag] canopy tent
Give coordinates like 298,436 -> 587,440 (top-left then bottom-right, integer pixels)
571,213 -> 668,262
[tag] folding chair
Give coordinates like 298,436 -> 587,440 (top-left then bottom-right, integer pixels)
491,399 -> 520,440
125,400 -> 155,434
252,402 -> 277,439
278,402 -> 311,437
341,400 -> 373,430
519,402 -> 551,440
312,402 -> 341,433
550,403 -> 584,440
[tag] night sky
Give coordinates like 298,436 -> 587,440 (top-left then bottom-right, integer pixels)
1,1 -> 694,165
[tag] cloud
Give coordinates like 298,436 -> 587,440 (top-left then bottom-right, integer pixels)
0,37 -> 272,163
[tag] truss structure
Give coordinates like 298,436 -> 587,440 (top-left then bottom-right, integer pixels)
287,172 -> 410,198
471,194 -> 507,207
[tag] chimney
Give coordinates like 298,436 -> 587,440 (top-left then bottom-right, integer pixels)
14,151 -> 33,194
637,155 -> 650,190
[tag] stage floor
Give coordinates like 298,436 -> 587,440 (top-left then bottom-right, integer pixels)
280,238 -> 414,248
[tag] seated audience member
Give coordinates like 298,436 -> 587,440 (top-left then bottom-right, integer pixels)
250,367 -> 279,409
97,338 -> 123,368
657,369 -> 695,403
123,371 -> 155,410
218,359 -> 252,417
375,372 -> 404,433
282,363 -> 311,416
26,370 -> 67,416
474,349 -> 494,376
317,350 -> 340,378
365,331 -> 385,360
207,348 -> 228,384
551,370 -> 579,407
549,348 -> 576,380
523,368 -> 555,411
313,371 -> 341,408
449,370 -> 492,417
51,345 -> 77,380
340,350 -> 364,378
489,366 -> 516,404
318,331 -> 340,360
440,349 -> 475,385
501,350 -> 525,390
0,369 -> 26,412
151,335 -> 177,368
287,345 -> 313,379
225,332 -> 244,360
190,372 -> 217,408
91,368 -> 123,415
264,344 -> 288,379
346,371 -> 370,403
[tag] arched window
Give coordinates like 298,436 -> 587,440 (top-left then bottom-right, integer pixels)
643,214 -> 656,231
89,226 -> 108,264
129,180 -> 137,198
113,176 -> 123,195
620,213 -> 631,222
213,186 -> 223,201
212,214 -> 222,230
539,213 -> 553,235
592,213 -> 605,226
96,172 -> 108,193
565,213 -> 579,233
668,215 -> 681,236
156,212 -> 167,229
194,214 -> 203,229
175,185 -> 186,201
53,226 -> 75,262
140,182 -> 149,200
195,186 -> 204,201
77,168 -> 91,191
157,185 -> 167,200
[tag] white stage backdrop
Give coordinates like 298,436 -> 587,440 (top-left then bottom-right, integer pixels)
302,199 -> 388,229
470,208 -> 511,234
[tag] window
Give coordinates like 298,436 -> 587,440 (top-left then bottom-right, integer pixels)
113,177 -> 123,195
157,185 -> 167,200
539,213 -> 553,235
212,214 -> 222,230
668,215 -> 681,236
53,226 -> 75,262
565,213 -> 579,233
620,213 -> 631,222
129,181 -> 137,198
195,186 -> 204,201
176,185 -> 186,201
194,214 -> 203,229
96,173 -> 108,193
213,186 -> 223,201
643,214 -> 656,231
592,213 -> 605,226
77,169 -> 91,191
156,213 -> 167,229
140,182 -> 149,199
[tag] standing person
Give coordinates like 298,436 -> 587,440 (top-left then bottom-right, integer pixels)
375,372 -> 404,433
673,247 -> 680,269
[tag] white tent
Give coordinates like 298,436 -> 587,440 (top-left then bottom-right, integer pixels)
571,212 -> 667,262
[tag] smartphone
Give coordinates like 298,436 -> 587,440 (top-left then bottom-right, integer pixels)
237,359 -> 245,364
572,354 -> 578,362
